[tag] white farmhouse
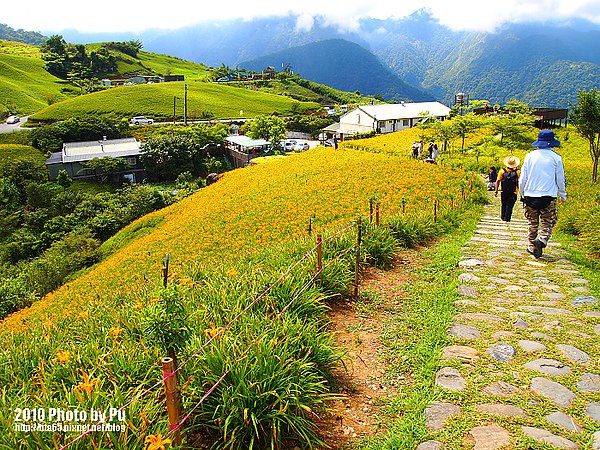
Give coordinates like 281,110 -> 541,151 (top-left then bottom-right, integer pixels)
324,101 -> 451,138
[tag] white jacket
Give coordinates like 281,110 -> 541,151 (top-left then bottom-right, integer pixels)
518,148 -> 567,201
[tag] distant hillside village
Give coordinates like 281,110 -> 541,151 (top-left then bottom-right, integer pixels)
101,74 -> 185,87
44,99 -> 570,181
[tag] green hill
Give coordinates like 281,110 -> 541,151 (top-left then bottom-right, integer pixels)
0,40 -> 72,115
84,42 -> 212,80
1,39 -> 324,121
30,81 -> 320,122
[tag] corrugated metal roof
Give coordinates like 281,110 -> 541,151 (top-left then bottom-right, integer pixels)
61,138 -> 141,163
348,102 -> 451,121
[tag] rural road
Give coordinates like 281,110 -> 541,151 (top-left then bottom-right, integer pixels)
0,116 -> 30,134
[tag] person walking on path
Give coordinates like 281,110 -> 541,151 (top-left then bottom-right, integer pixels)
486,166 -> 498,191
519,129 -> 567,258
495,156 -> 520,222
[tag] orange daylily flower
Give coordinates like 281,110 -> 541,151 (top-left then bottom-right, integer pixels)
55,350 -> 71,364
75,373 -> 100,395
144,433 -> 172,450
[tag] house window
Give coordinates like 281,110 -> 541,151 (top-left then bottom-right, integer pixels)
402,119 -> 410,127
126,157 -> 137,166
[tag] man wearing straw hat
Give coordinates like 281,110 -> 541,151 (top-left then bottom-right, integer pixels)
519,129 -> 567,258
495,155 -> 520,222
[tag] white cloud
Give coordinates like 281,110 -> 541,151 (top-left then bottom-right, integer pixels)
295,14 -> 315,32
3,0 -> 600,34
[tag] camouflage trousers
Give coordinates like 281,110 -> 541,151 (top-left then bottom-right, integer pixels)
524,200 -> 558,249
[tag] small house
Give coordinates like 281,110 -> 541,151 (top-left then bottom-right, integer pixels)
324,101 -> 451,139
46,137 -> 144,182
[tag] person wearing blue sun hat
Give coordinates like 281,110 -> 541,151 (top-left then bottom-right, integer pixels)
518,129 -> 567,258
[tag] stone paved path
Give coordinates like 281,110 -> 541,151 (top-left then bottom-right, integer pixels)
420,195 -> 600,449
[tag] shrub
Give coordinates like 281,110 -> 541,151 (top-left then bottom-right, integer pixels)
21,230 -> 100,298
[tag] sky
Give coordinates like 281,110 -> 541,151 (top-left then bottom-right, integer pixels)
3,0 -> 600,34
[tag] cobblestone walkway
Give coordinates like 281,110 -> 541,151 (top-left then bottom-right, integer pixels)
419,195 -> 600,449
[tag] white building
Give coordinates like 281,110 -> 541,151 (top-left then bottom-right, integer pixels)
324,102 -> 451,138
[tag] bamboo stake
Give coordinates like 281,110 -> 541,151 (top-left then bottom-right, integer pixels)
161,357 -> 182,445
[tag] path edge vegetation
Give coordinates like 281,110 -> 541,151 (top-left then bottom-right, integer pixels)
354,202 -> 484,449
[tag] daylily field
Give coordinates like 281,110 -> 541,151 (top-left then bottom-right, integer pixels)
1,139 -> 484,449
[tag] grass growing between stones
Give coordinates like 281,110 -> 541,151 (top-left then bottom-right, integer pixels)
354,204 -> 484,449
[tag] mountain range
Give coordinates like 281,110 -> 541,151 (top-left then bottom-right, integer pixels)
6,10 -> 600,107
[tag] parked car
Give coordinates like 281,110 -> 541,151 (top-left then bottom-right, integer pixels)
293,142 -> 310,151
130,116 -> 154,125
6,115 -> 20,124
283,140 -> 297,152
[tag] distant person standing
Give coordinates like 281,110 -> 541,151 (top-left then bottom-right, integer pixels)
411,142 -> 419,159
431,143 -> 439,162
495,156 -> 520,222
519,130 -> 567,258
427,141 -> 435,159
487,166 -> 498,191
418,141 -> 424,158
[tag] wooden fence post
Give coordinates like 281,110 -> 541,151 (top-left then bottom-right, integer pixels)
354,218 -> 362,299
369,198 -> 374,223
316,234 -> 323,279
162,253 -> 171,288
161,357 -> 182,445
375,203 -> 380,226
402,198 -> 406,214
434,199 -> 438,223
307,216 -> 313,236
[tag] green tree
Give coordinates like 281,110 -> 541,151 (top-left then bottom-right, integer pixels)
571,88 -> 600,182
487,113 -> 534,146
56,170 -> 72,188
41,35 -> 69,78
247,115 -> 286,151
83,157 -> 130,183
419,119 -> 456,153
450,113 -> 484,151
504,99 -> 533,115
140,135 -> 198,180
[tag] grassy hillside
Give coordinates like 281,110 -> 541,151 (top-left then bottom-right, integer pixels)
226,75 -> 369,105
0,143 -> 45,165
85,43 -> 212,81
0,144 -> 481,449
30,81 -> 321,122
0,40 -> 71,115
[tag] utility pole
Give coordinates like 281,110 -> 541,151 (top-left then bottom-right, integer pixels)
184,83 -> 188,126
173,96 -> 177,125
